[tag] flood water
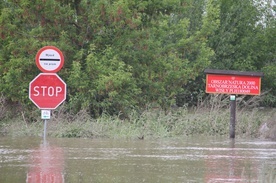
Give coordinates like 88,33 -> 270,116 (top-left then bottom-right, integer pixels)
0,136 -> 275,183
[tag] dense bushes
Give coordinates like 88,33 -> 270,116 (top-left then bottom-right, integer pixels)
0,0 -> 275,120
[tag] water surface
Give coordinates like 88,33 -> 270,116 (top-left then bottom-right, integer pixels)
0,136 -> 275,182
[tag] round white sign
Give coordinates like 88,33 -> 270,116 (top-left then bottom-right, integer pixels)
35,46 -> 64,73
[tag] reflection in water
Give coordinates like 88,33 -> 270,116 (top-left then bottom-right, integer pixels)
0,136 -> 275,182
204,139 -> 258,182
26,142 -> 64,183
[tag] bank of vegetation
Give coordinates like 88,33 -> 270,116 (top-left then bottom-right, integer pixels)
1,94 -> 275,140
0,0 -> 275,138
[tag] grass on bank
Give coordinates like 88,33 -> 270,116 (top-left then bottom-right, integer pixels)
1,105 -> 275,139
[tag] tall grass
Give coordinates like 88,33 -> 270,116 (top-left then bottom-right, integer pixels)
1,99 -> 274,139
0,94 -> 274,139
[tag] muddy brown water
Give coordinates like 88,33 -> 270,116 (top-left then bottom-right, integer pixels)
0,136 -> 275,183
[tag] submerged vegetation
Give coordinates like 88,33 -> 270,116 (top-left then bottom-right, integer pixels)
1,95 -> 275,139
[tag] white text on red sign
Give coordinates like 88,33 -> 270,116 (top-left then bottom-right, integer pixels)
33,86 -> 63,97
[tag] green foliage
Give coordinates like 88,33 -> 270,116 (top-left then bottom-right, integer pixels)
261,63 -> 276,107
208,0 -> 262,70
0,0 -> 275,118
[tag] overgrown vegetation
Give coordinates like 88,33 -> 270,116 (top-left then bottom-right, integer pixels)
1,94 -> 275,139
0,0 -> 275,122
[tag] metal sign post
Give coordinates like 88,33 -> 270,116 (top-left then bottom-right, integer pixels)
43,119 -> 48,144
229,95 -> 236,138
41,110 -> 51,144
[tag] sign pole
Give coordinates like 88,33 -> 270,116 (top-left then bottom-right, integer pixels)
41,110 -> 51,143
43,119 -> 47,144
229,95 -> 236,138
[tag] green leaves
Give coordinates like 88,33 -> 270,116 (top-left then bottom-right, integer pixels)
1,0 -> 275,117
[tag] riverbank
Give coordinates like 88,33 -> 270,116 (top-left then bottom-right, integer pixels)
1,107 -> 275,140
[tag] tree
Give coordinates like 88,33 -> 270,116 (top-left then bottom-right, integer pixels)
1,0 -> 274,120
259,1 -> 276,107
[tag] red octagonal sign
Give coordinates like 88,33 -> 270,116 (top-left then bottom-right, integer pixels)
29,73 -> 66,109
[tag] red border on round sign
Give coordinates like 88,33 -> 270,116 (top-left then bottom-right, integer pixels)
35,46 -> 64,73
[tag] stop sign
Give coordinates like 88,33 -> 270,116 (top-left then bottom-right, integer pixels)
29,73 -> 66,109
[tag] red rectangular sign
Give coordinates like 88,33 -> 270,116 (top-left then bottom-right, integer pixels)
206,74 -> 261,95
